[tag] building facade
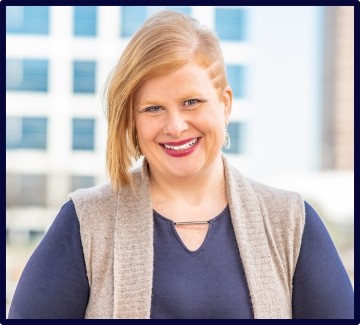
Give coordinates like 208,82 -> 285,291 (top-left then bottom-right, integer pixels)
6,6 -> 253,237
7,6 -> 353,238
321,6 -> 354,171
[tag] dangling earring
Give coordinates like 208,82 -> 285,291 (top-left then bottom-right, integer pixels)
223,127 -> 231,149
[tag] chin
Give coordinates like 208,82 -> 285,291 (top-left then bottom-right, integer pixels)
165,154 -> 219,180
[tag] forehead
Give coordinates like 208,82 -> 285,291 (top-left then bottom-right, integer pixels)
134,62 -> 218,103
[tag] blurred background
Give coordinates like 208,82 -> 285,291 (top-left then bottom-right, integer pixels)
6,6 -> 354,316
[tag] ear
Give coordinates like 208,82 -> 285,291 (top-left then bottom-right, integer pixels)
222,86 -> 232,125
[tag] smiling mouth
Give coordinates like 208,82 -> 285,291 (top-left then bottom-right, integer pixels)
161,138 -> 199,151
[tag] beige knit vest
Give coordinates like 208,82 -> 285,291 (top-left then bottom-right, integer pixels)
69,155 -> 305,319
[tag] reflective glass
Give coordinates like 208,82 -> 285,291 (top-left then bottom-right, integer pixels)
226,65 -> 246,98
73,61 -> 96,93
6,117 -> 47,150
215,8 -> 246,41
6,6 -> 49,35
121,6 -> 147,37
74,6 -> 97,37
6,59 -> 48,92
72,118 -> 95,150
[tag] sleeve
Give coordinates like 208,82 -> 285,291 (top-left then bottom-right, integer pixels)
8,200 -> 89,319
292,201 -> 354,319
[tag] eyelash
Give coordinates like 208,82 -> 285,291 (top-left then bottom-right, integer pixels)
143,99 -> 202,113
184,99 -> 200,106
145,106 -> 162,113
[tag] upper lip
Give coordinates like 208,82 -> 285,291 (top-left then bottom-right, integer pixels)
160,138 -> 199,146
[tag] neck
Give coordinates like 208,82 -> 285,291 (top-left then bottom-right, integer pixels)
149,153 -> 227,208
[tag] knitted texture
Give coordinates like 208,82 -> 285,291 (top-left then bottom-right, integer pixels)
69,155 -> 304,319
224,161 -> 304,318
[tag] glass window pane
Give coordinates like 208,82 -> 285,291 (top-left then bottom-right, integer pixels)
70,175 -> 95,192
6,59 -> 23,90
6,173 -> 47,207
6,117 -> 47,149
6,117 -> 22,148
22,117 -> 47,149
215,8 -> 246,41
6,6 -> 49,35
6,7 -> 24,32
165,6 -> 191,16
74,6 -> 97,37
22,59 -> 49,92
72,118 -> 95,150
6,59 -> 48,92
121,6 -> 147,38
226,65 -> 246,98
73,61 -> 96,93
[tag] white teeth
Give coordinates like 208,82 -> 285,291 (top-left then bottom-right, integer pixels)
163,138 -> 198,151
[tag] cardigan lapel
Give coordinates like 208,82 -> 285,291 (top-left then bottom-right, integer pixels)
113,162 -> 154,319
223,155 -> 284,319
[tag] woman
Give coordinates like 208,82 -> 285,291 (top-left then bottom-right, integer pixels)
9,10 -> 353,319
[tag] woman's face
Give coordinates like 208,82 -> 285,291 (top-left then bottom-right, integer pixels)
134,62 -> 232,181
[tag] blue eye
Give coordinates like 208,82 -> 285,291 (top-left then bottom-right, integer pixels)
145,106 -> 162,112
184,99 -> 200,106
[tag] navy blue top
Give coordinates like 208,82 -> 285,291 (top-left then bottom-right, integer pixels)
8,201 -> 354,319
151,206 -> 252,318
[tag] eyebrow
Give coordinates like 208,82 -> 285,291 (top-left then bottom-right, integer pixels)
136,90 -> 207,109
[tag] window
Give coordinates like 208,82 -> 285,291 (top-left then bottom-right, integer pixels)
6,6 -> 49,35
222,122 -> 246,154
165,6 -> 191,16
6,59 -> 48,92
6,174 -> 47,207
73,61 -> 96,93
72,118 -> 95,150
121,6 -> 147,37
74,6 -> 97,37
226,65 -> 246,98
6,117 -> 47,149
70,175 -> 95,192
215,8 -> 246,41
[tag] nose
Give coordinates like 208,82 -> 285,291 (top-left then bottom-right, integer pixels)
163,110 -> 188,138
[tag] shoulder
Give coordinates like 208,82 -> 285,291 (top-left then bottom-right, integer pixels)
68,166 -> 144,204
225,157 -> 305,233
293,201 -> 354,318
8,200 -> 89,319
228,163 -> 304,217
302,201 -> 340,252
69,182 -> 115,207
245,176 -> 305,217
49,200 -> 79,233
246,173 -> 305,238
67,166 -> 145,224
68,182 -> 117,234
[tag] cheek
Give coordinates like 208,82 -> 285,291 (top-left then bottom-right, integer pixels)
135,117 -> 148,143
199,116 -> 225,155
135,116 -> 160,148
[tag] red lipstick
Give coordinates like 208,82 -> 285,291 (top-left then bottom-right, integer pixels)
161,138 -> 198,146
159,137 -> 201,158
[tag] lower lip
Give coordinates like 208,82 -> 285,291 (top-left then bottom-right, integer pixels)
160,138 -> 201,157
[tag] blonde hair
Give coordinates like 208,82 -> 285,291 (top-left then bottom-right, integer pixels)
104,10 -> 228,191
